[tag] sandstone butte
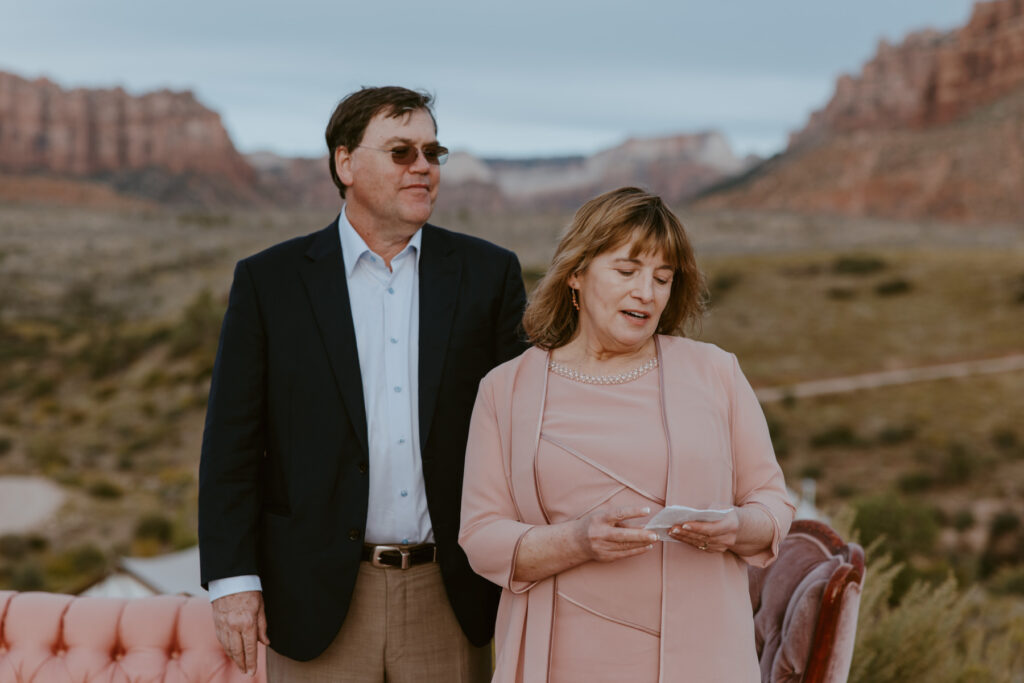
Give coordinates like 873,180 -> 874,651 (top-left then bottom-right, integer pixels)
697,0 -> 1024,223
0,71 -> 264,206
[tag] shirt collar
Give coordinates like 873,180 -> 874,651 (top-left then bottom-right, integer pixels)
338,205 -> 422,277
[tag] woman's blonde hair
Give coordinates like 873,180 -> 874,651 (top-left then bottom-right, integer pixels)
522,187 -> 706,349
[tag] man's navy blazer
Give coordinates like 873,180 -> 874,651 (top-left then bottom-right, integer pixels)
198,219 -> 528,661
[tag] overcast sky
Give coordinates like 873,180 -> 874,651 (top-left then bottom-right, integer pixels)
1,0 -> 976,159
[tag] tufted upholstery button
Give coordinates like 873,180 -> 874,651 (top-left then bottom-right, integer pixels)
358,461 -> 368,474
348,529 -> 361,541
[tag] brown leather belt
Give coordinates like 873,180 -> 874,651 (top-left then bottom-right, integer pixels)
361,543 -> 437,569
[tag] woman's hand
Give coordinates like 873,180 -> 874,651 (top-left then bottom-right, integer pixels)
512,505 -> 657,583
667,506 -> 774,556
575,506 -> 659,563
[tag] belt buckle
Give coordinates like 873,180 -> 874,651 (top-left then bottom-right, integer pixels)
370,544 -> 410,569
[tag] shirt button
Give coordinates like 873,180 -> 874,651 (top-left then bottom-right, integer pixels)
358,461 -> 368,474
394,386 -> 402,393
349,529 -> 362,541
390,337 -> 398,344
402,538 -> 409,544
388,287 -> 395,294
400,489 -> 408,497
398,438 -> 406,444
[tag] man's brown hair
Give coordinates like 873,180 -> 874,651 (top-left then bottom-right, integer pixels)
325,86 -> 436,198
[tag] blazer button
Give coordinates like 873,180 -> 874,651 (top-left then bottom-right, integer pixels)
358,461 -> 368,474
349,529 -> 361,541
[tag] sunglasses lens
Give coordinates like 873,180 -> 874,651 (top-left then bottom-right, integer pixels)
390,146 -> 417,164
386,145 -> 450,165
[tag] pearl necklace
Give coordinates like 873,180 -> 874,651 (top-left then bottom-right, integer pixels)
548,357 -> 659,385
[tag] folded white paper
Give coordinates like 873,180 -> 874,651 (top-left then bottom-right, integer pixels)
644,505 -> 734,542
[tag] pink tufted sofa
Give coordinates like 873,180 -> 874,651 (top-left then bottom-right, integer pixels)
749,519 -> 866,683
0,591 -> 265,683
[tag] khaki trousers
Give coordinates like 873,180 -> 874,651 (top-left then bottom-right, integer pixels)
266,560 -> 492,683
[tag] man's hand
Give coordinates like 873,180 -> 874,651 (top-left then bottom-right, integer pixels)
212,590 -> 269,675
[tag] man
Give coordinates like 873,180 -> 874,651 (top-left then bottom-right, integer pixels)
198,86 -> 527,682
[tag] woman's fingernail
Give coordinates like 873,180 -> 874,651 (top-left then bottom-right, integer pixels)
682,524 -> 691,530
642,507 -> 651,514
648,533 -> 658,542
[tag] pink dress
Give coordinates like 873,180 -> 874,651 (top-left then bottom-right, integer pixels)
541,371 -> 666,681
459,336 -> 795,683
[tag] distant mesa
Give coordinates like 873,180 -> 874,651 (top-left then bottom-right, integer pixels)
0,69 -> 753,212
0,71 -> 264,207
697,0 -> 1024,223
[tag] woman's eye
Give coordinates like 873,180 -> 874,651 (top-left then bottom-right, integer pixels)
617,270 -> 635,277
655,278 -> 670,285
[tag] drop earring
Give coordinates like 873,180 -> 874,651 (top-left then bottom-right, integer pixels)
571,288 -> 579,311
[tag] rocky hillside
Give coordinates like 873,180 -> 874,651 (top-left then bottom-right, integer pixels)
0,71 -> 263,206
698,0 -> 1024,223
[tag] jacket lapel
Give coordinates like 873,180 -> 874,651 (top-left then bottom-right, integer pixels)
418,224 -> 461,452
299,220 -> 368,457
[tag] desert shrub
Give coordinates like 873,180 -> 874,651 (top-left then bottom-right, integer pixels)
848,547 -> 1024,683
897,470 -> 935,494
135,514 -> 174,544
177,211 -> 231,228
853,495 -> 939,566
980,511 -> 1024,579
80,328 -> 165,379
875,278 -> 913,296
991,429 -> 1018,450
810,424 -> 866,449
0,534 -> 29,561
26,377 -> 57,400
826,286 -> 857,300
707,271 -> 742,306
953,509 -> 976,531
764,414 -> 788,457
832,254 -> 887,275
832,482 -> 859,499
989,566 -> 1024,596
169,289 -> 224,360
87,479 -> 124,500
69,545 -> 106,574
0,435 -> 12,456
9,563 -> 45,591
799,464 -> 823,479
939,443 -> 976,485
877,424 -> 917,445
26,435 -> 68,471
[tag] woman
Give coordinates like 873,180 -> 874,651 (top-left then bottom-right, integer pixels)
459,187 -> 794,682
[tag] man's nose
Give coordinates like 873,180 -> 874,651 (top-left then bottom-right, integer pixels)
408,148 -> 432,172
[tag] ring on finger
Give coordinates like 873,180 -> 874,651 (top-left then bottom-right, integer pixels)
698,541 -> 708,551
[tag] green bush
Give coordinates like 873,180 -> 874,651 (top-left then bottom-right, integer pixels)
88,479 -> 124,500
848,548 -> 1024,683
0,534 -> 29,561
833,254 -> 887,275
169,289 -> 224,360
875,278 -> 913,296
135,514 -> 174,544
810,424 -> 866,449
853,495 -> 939,565
10,563 -> 45,591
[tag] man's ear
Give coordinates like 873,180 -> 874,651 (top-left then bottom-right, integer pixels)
335,146 -> 354,187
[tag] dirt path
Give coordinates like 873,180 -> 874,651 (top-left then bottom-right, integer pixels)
0,476 -> 66,534
755,353 -> 1024,402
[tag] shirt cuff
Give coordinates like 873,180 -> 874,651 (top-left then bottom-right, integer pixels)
208,575 -> 263,601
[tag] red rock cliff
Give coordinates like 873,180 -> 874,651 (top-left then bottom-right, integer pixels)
0,71 -> 262,204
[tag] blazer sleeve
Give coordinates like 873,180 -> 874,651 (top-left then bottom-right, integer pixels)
494,251 -> 529,364
459,372 -> 538,594
728,353 -> 795,568
198,259 -> 268,587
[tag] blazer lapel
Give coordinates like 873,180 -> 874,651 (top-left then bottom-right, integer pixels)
418,224 -> 462,452
299,220 -> 368,457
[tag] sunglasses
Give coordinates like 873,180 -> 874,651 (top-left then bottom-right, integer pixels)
356,143 -> 450,166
